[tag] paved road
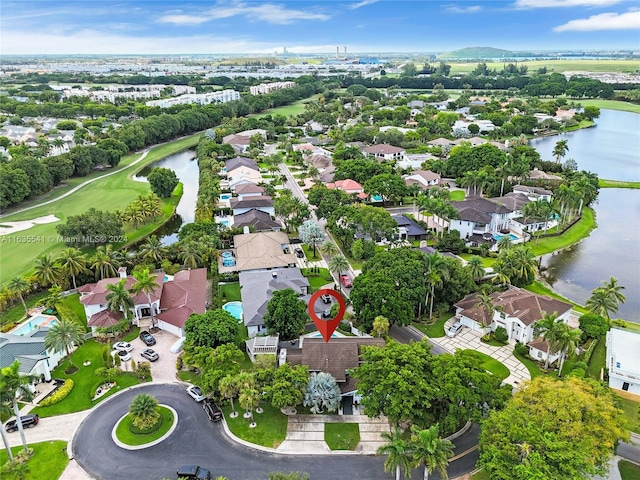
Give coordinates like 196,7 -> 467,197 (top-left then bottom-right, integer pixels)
73,383 -> 485,480
388,324 -> 449,355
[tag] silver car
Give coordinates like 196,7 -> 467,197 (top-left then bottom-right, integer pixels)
446,321 -> 463,337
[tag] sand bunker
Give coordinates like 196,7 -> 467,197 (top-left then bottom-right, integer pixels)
0,214 -> 60,236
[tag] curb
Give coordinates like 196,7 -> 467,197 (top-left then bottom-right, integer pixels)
111,405 -> 178,450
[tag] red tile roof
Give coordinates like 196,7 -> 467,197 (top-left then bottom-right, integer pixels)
157,268 -> 208,328
88,309 -> 123,328
79,273 -> 164,306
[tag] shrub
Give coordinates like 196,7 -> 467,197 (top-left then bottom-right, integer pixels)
515,342 -> 530,356
572,361 -> 588,371
568,368 -> 586,378
136,361 -> 151,380
176,355 -> 184,370
494,327 -> 508,343
611,319 -> 627,328
39,379 -> 74,406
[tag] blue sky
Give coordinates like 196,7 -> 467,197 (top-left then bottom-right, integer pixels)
2,0 -> 639,55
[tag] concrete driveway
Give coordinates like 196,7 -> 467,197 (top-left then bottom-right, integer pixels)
130,327 -> 181,383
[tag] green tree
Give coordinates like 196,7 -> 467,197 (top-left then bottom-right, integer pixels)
58,247 -> 87,290
377,428 -> 413,480
147,167 -> 179,198
131,268 -> 160,328
578,313 -> 609,340
266,364 -> 309,410
140,235 -> 167,266
43,313 -> 86,369
184,309 -> 239,349
320,241 -> 339,258
0,398 -> 14,462
465,256 -> 485,283
478,377 -> 629,480
585,288 -> 616,320
410,424 -> 454,480
195,343 -> 245,396
267,473 -> 309,480
56,208 -> 124,247
129,393 -> 160,430
219,375 -> 240,418
552,139 -> 569,163
33,254 -> 61,287
553,322 -> 582,376
7,276 -> 29,315
105,279 -> 135,321
372,315 -> 390,338
533,311 -> 562,370
238,387 -> 260,427
303,372 -> 341,414
363,174 -> 408,205
601,276 -> 626,318
263,289 -> 308,341
298,220 -> 325,258
0,361 -> 39,456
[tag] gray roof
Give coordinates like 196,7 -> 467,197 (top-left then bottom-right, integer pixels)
392,214 -> 427,237
233,209 -> 281,231
240,269 -> 310,328
452,196 -> 512,222
230,195 -> 273,210
225,157 -> 259,172
0,332 -> 49,373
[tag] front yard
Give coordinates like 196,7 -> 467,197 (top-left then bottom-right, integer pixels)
222,403 -> 288,449
0,440 -> 68,480
325,423 -> 360,450
412,312 -> 453,338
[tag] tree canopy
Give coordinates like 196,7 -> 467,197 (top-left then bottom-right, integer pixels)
184,309 -> 239,349
147,166 -> 179,198
263,288 -> 308,341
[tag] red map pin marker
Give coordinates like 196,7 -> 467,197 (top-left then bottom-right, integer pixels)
308,288 -> 346,343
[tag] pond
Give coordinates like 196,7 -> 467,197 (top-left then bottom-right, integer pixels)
133,150 -> 199,245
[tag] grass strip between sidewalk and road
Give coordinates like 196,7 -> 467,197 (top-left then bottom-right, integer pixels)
222,403 -> 287,449
325,423 -> 360,450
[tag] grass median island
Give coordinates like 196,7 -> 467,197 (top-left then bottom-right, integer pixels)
0,440 -> 68,480
222,403 -> 288,449
325,423 -> 360,450
115,406 -> 174,446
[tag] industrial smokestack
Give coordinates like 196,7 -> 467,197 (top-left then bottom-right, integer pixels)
336,46 -> 339,59
344,46 -> 347,59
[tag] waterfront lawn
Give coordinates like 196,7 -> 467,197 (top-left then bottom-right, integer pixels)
325,423 -> 360,450
580,99 -> 640,115
30,339 -> 142,418
619,460 -> 640,480
599,179 -> 640,189
585,336 -> 606,380
219,282 -> 242,302
0,441 -> 68,480
529,208 -> 596,258
115,406 -> 174,446
222,403 -> 288,449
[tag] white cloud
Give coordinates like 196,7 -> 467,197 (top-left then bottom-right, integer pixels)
554,9 -> 640,30
514,0 -> 621,8
349,0 -> 379,9
443,4 -> 483,13
159,2 -> 330,25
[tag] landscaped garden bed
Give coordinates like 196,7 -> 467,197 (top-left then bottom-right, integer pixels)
114,405 -> 175,446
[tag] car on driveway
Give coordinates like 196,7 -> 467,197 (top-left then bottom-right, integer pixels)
320,293 -> 332,304
111,349 -> 132,362
340,275 -> 353,288
322,309 -> 332,319
203,399 -> 223,422
294,247 -> 305,258
176,465 -> 212,480
141,348 -> 159,362
112,341 -> 134,352
5,414 -> 39,433
187,385 -> 206,402
139,330 -> 156,346
446,321 -> 463,337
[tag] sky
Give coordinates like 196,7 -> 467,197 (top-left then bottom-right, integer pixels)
1,0 -> 639,55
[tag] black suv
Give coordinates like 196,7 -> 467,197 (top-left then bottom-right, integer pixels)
176,465 -> 212,480
320,293 -> 331,304
294,247 -> 305,258
5,414 -> 39,433
139,330 -> 156,346
203,399 -> 223,422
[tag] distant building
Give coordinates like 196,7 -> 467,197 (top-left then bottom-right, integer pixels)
606,328 -> 640,395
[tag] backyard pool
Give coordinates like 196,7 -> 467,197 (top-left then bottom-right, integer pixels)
11,315 -> 58,336
305,331 -> 345,339
223,301 -> 243,322
220,194 -> 232,200
492,233 -> 518,241
371,195 -> 383,202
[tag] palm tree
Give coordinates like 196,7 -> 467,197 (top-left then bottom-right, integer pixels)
33,254 -> 61,287
0,398 -> 14,462
552,139 -> 569,163
7,276 -> 29,315
553,322 -> 582,377
372,315 -> 390,338
238,388 -> 260,427
140,235 -> 166,265
129,393 -> 160,429
58,247 -> 87,290
377,428 -> 413,480
586,288 -> 617,321
602,276 -> 626,317
131,268 -> 160,328
474,291 -> 498,325
410,424 -> 454,480
0,361 -> 40,456
533,311 -> 561,370
425,253 -> 449,321
320,241 -> 339,258
328,255 -> 350,292
91,245 -> 121,280
106,279 -> 135,322
178,241 -> 204,269
43,313 -> 86,369
465,256 -> 485,283
219,375 -> 239,419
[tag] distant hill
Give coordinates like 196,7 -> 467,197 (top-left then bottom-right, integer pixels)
438,47 -> 516,59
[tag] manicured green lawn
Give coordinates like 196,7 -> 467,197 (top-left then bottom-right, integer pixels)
0,134 -> 200,286
529,208 -> 596,257
114,406 -> 174,446
616,396 -> 640,434
470,469 -> 491,480
458,253 -> 495,267
412,312 -> 453,338
301,243 -> 322,261
513,348 -> 543,379
219,282 -> 242,302
0,290 -> 49,328
464,350 -> 510,381
56,294 -> 87,329
0,441 -> 68,480
30,338 -> 142,418
585,336 -> 606,379
619,459 -> 640,480
449,190 -> 465,201
325,423 -> 360,450
301,267 -> 333,290
177,370 -> 201,384
250,95 -> 320,119
580,98 -> 640,114
222,403 -> 288,448
599,179 -> 640,189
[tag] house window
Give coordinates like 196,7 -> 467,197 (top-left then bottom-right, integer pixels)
537,352 -> 542,359
622,382 -> 630,391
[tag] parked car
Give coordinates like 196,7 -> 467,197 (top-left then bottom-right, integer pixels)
5,414 -> 39,433
139,330 -> 156,346
289,238 -> 302,244
141,348 -> 159,362
320,293 -> 332,304
176,465 -> 212,480
186,385 -> 206,402
112,341 -> 134,352
322,309 -> 332,319
203,399 -> 223,422
170,337 -> 185,354
446,321 -> 464,337
340,275 -> 353,288
294,247 -> 305,258
111,349 -> 132,362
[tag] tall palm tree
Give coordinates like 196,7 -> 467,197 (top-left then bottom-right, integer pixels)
553,322 -> 582,377
372,315 -> 390,338
320,241 -> 339,258
91,245 -> 121,280
33,254 -> 61,287
328,255 -> 350,292
238,387 -> 260,427
377,428 -> 413,480
425,253 -> 450,321
140,235 -> 166,265
219,375 -> 239,419
106,279 -> 135,321
533,311 -> 561,370
465,256 -> 485,283
0,398 -> 14,462
44,313 -> 86,369
552,139 -> 569,163
586,288 -> 617,321
7,276 -> 29,315
0,361 -> 40,456
58,247 -> 87,290
131,268 -> 160,328
410,424 -> 454,480
178,241 -> 204,269
602,276 -> 626,317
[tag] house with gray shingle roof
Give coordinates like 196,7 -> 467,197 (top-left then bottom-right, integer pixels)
239,268 -> 310,338
0,329 -> 65,381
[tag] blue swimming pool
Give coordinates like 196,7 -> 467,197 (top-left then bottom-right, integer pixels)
492,233 -> 518,241
220,194 -> 232,200
223,301 -> 243,321
371,195 -> 383,202
11,315 -> 58,336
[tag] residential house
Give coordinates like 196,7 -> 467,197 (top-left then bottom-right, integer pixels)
0,125 -> 37,144
525,168 -> 563,185
444,196 -> 512,242
453,287 -> 573,351
223,157 -> 259,176
362,144 -> 406,162
403,170 -> 441,190
0,330 -> 65,382
227,232 -> 296,273
397,153 -> 437,170
307,154 -> 332,169
155,268 -> 208,338
427,137 -> 456,148
234,183 -> 265,197
606,328 -> 640,394
326,179 -> 368,200
407,100 -> 425,108
230,195 -> 274,216
392,214 -> 428,241
233,209 -> 282,232
240,268 -> 310,337
227,166 -> 263,191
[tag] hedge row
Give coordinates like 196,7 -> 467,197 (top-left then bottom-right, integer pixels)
39,379 -> 74,406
